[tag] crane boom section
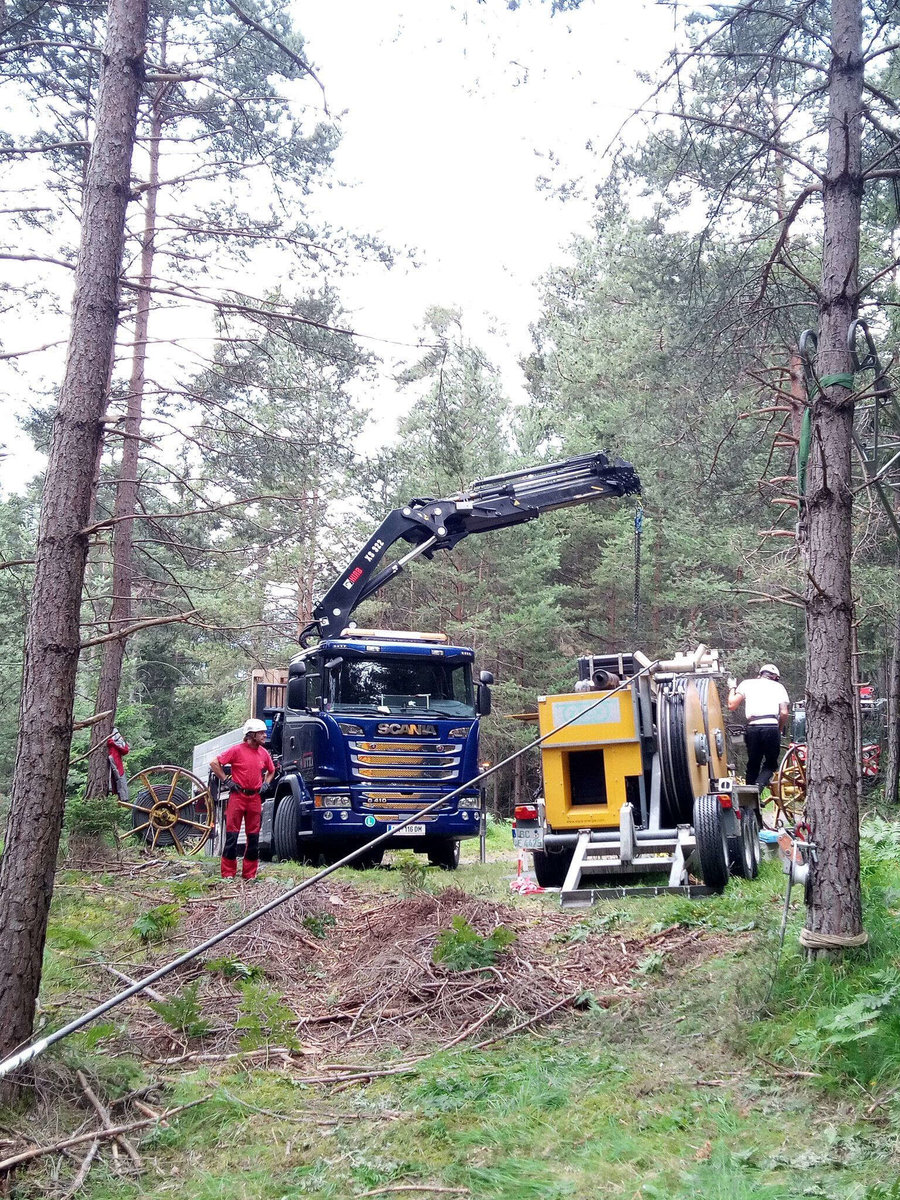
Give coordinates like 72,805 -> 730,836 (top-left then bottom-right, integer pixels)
301,451 -> 640,645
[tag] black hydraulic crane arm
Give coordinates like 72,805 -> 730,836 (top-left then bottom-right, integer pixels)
299,450 -> 641,646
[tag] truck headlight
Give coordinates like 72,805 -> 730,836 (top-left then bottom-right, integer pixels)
325,795 -> 352,808
448,727 -> 469,739
315,794 -> 352,809
338,722 -> 365,736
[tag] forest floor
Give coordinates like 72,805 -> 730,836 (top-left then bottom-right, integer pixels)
3,823 -> 900,1200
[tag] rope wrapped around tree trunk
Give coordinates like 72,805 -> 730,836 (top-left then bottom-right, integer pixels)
799,927 -> 868,949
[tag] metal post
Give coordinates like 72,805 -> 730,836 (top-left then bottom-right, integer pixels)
478,760 -> 490,864
479,787 -> 487,863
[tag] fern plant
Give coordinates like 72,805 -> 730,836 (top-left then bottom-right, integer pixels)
131,903 -> 181,943
205,955 -> 263,981
235,982 -> 300,1052
150,983 -> 213,1039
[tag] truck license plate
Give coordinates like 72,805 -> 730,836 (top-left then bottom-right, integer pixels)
514,828 -> 544,850
388,823 -> 425,836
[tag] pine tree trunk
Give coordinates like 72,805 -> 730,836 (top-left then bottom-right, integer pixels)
86,95 -> 163,801
0,0 -> 148,1073
802,0 -> 864,950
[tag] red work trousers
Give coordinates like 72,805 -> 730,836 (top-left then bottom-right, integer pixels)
221,791 -> 262,880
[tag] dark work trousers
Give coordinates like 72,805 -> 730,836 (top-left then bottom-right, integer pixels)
221,791 -> 262,880
745,724 -> 781,793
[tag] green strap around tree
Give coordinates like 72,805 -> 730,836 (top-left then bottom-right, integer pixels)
797,373 -> 856,494
818,373 -> 856,391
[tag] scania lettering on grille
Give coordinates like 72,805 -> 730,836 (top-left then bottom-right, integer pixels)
375,722 -> 438,737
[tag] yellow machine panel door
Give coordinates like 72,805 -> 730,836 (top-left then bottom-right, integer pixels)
538,691 -> 644,831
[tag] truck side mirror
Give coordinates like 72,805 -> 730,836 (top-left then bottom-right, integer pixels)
286,677 -> 306,709
476,681 -> 492,717
288,660 -> 307,679
479,670 -> 494,684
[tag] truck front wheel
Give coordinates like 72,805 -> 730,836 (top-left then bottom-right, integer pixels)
272,793 -> 299,862
427,839 -> 460,870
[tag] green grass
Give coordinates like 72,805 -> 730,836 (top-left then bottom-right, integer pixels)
10,827 -> 900,1198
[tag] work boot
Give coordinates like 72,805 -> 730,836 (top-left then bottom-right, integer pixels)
757,765 -> 775,794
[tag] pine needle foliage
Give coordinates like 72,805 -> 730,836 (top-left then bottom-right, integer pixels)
432,915 -> 516,971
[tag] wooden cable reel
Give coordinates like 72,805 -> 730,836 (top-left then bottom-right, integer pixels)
767,744 -> 807,829
658,676 -> 727,824
118,765 -> 215,854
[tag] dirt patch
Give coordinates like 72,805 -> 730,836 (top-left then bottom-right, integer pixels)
115,880 -> 723,1067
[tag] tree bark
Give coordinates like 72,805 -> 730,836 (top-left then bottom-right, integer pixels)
0,0 -> 148,1072
86,86 -> 163,800
803,0 -> 865,949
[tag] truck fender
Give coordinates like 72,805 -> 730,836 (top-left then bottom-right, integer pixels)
277,773 -> 314,826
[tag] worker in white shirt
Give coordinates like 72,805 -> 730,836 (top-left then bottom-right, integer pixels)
727,664 -> 790,794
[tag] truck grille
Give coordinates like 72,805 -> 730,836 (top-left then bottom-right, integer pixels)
358,791 -> 448,821
349,740 -> 462,784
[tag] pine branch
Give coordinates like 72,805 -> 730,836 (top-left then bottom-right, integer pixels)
223,0 -> 328,111
81,494 -> 305,536
78,610 -> 199,650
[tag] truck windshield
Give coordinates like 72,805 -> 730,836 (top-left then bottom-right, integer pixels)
331,655 -> 475,717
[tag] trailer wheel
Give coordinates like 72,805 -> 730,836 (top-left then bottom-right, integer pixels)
532,847 -> 572,889
427,839 -> 460,871
724,816 -> 753,883
742,809 -> 760,880
272,793 -> 299,861
693,794 -> 729,893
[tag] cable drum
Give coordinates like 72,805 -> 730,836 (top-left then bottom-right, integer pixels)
658,677 -> 694,823
695,677 -> 728,779
658,675 -> 718,824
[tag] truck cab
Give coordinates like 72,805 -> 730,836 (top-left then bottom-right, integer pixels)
259,629 -> 491,868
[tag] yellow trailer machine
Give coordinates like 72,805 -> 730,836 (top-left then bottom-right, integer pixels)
514,648 -> 761,905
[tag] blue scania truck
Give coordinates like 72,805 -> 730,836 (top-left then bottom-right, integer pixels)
251,451 -> 641,868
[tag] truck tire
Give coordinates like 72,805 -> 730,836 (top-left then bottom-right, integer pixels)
532,847 -> 572,889
427,839 -> 460,871
693,793 -> 729,893
272,793 -> 299,862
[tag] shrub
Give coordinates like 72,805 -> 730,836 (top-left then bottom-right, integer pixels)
433,915 -> 516,971
302,913 -> 336,939
64,794 -> 124,838
132,903 -> 181,942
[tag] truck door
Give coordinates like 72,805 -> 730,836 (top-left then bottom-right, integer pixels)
282,663 -> 323,786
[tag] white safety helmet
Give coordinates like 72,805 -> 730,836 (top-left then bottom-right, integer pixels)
759,664 -> 780,680
243,717 -> 268,736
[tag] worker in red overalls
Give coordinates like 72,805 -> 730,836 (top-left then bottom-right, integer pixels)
209,718 -> 275,880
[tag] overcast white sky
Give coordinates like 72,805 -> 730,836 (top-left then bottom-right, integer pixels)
1,0 -> 677,492
295,0 -> 675,409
